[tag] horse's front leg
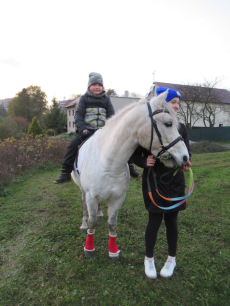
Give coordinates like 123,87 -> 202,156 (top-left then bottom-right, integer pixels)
107,195 -> 126,263
84,193 -> 98,258
80,191 -> 88,233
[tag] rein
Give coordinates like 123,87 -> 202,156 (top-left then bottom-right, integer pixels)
146,101 -> 194,210
147,167 -> 194,210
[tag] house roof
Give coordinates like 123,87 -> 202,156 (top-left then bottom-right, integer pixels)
59,99 -> 73,104
154,82 -> 230,104
65,98 -> 80,108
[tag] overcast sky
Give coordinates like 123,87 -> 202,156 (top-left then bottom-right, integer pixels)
1,0 -> 230,103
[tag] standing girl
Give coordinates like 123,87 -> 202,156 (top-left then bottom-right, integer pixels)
132,87 -> 192,279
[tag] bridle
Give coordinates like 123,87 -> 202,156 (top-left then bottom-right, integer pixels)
146,101 -> 194,210
146,101 -> 183,157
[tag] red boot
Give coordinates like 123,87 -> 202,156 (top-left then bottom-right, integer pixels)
84,230 -> 95,252
108,234 -> 120,258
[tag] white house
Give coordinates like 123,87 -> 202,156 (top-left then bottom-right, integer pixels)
58,99 -> 74,112
65,98 -> 80,133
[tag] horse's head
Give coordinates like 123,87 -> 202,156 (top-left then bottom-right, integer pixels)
137,91 -> 189,168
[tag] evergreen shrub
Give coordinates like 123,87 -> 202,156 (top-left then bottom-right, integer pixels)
28,117 -> 45,138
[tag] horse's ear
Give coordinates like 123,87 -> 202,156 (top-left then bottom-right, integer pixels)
150,90 -> 168,109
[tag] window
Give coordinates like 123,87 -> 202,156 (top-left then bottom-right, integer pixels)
69,121 -> 71,127
69,110 -> 71,116
73,122 -> 74,127
72,110 -> 74,116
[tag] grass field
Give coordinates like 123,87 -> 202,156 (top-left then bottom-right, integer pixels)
0,152 -> 230,306
216,140 -> 230,145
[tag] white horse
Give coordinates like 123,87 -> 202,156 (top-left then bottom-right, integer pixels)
72,91 -> 189,263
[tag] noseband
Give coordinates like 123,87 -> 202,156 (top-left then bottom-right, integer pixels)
146,102 -> 183,158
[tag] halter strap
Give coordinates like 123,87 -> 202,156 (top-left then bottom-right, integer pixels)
146,102 -> 183,157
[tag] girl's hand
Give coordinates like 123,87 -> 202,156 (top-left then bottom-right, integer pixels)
181,160 -> 192,171
147,155 -> 156,167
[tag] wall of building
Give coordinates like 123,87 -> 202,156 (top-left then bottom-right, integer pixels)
67,107 -> 76,133
178,101 -> 230,127
0,98 -> 12,111
110,97 -> 140,113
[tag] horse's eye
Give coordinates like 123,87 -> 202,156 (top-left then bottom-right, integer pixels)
164,122 -> 172,128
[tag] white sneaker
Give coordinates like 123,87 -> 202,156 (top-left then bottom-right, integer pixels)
160,257 -> 176,278
144,257 -> 157,279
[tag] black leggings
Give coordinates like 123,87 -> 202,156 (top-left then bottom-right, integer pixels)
145,211 -> 178,258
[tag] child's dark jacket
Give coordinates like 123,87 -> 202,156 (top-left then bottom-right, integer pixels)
131,123 -> 190,214
75,92 -> 115,133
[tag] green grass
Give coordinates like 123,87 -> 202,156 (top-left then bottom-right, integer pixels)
57,132 -> 75,140
216,140 -> 230,145
0,152 -> 230,305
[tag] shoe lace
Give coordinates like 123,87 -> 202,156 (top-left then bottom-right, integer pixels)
165,260 -> 174,269
148,258 -> 154,269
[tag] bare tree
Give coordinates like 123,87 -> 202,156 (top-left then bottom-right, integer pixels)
176,84 -> 202,129
106,89 -> 117,96
198,79 -> 225,127
69,94 -> 81,100
129,92 -> 143,98
177,78 -> 226,128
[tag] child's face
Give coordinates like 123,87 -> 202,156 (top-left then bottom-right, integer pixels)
89,83 -> 103,95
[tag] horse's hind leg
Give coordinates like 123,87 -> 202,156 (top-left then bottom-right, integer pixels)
80,191 -> 88,233
97,202 -> 103,219
107,195 -> 125,263
84,193 -> 98,258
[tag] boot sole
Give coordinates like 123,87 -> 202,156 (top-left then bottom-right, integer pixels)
145,273 -> 157,279
53,180 -> 71,184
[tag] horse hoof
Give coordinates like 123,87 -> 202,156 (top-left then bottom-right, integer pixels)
84,250 -> 95,258
80,228 -> 87,234
110,256 -> 119,264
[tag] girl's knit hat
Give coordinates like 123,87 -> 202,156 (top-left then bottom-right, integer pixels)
88,72 -> 103,88
156,87 -> 181,102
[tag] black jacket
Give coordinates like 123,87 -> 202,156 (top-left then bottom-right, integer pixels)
131,123 -> 190,213
75,93 -> 115,133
